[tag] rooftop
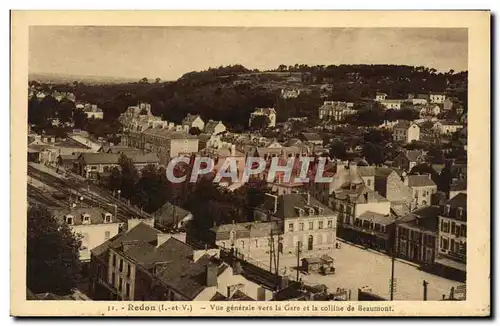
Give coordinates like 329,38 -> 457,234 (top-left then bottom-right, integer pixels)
275,193 -> 335,219
357,211 -> 396,226
51,206 -> 118,226
407,174 -> 436,188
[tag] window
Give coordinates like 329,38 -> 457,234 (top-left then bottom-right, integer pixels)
299,223 -> 304,231
450,239 -> 455,252
288,223 -> 294,232
309,222 -> 314,230
367,179 -> 371,187
254,239 -> 258,248
127,264 -> 131,278
327,220 -> 333,228
451,222 -> 456,235
104,231 -> 111,240
126,283 -> 131,298
112,254 -> 116,267
442,237 -> 449,250
111,272 -> 115,287
460,225 -> 467,237
118,277 -> 123,292
240,240 -> 245,249
66,216 -> 73,225
318,221 -> 324,229
119,259 -> 123,272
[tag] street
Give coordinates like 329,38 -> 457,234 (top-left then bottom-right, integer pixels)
253,240 -> 464,301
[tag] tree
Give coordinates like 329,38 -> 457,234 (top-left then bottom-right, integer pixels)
189,126 -> 202,136
58,99 -> 75,123
329,140 -> 347,160
250,115 -> 271,131
362,143 -> 385,165
108,167 -> 122,191
118,154 -> 139,200
27,206 -> 81,295
73,110 -> 87,129
155,77 -> 161,83
139,77 -> 149,84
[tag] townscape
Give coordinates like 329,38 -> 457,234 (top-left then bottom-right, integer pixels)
26,62 -> 468,302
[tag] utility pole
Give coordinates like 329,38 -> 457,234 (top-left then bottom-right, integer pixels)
269,229 -> 274,273
423,280 -> 428,301
296,241 -> 301,281
390,255 -> 395,300
275,235 -> 281,276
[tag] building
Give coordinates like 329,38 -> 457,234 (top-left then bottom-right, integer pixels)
449,179 -> 467,199
407,94 -> 429,105
379,99 -> 403,110
433,121 -> 464,135
281,89 -> 301,99
274,193 -> 337,254
210,221 -> 282,260
375,92 -> 387,101
393,150 -> 426,172
204,120 -> 227,135
403,174 -> 438,209
153,202 -> 193,231
298,132 -> 323,146
53,206 -> 120,262
318,101 -> 355,121
395,206 -> 440,265
419,104 -> 441,117
249,108 -> 277,128
443,97 -> 460,111
435,193 -> 467,281
142,127 -> 199,165
357,166 -> 412,212
182,114 -> 205,131
76,152 -> 160,179
330,169 -> 391,246
82,104 -> 104,120
393,121 -> 420,143
76,153 -> 121,179
89,220 -> 270,301
429,92 -> 446,104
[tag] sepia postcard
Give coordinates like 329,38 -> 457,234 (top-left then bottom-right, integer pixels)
11,10 -> 490,317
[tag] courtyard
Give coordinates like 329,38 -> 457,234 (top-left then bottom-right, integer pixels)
252,240 -> 464,301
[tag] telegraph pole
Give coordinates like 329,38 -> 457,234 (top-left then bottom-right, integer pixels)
423,280 -> 428,301
269,229 -> 274,273
390,255 -> 395,300
296,241 -> 301,281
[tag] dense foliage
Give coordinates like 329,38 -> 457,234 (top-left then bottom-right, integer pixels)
27,206 -> 82,295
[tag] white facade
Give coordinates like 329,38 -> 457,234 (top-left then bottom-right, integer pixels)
393,123 -> 420,143
430,93 -> 446,104
249,108 -> 277,128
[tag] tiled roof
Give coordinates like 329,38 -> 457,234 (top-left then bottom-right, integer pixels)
334,185 -> 388,204
393,121 -> 412,129
447,193 -> 466,208
399,206 -> 440,233
79,153 -> 120,165
300,132 -> 323,142
129,153 -> 160,164
211,221 -> 281,241
153,202 -> 192,227
182,114 -> 202,125
450,179 -> 467,192
407,175 -> 436,188
357,211 -> 395,226
275,193 -> 335,219
51,206 -> 118,226
405,150 -> 424,162
143,127 -> 198,140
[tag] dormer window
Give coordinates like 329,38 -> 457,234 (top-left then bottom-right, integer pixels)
65,215 -> 74,225
444,204 -> 451,216
457,207 -> 464,219
104,213 -> 112,223
82,213 -> 91,225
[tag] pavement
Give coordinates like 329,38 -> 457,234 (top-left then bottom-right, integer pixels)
253,240 -> 464,301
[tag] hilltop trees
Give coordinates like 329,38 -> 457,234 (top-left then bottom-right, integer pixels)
27,206 -> 82,295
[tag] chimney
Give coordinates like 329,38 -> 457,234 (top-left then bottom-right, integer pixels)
257,287 -> 266,301
265,193 -> 278,214
303,192 -> 310,205
232,260 -> 243,275
403,175 -> 409,186
156,233 -> 172,247
205,264 -> 218,287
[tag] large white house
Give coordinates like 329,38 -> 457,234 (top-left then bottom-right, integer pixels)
393,121 -> 420,143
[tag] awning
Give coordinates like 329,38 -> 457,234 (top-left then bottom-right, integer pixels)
435,257 -> 466,272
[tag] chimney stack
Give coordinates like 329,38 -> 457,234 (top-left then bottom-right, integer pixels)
205,264 -> 218,287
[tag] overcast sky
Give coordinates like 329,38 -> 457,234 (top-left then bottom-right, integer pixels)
29,26 -> 468,81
